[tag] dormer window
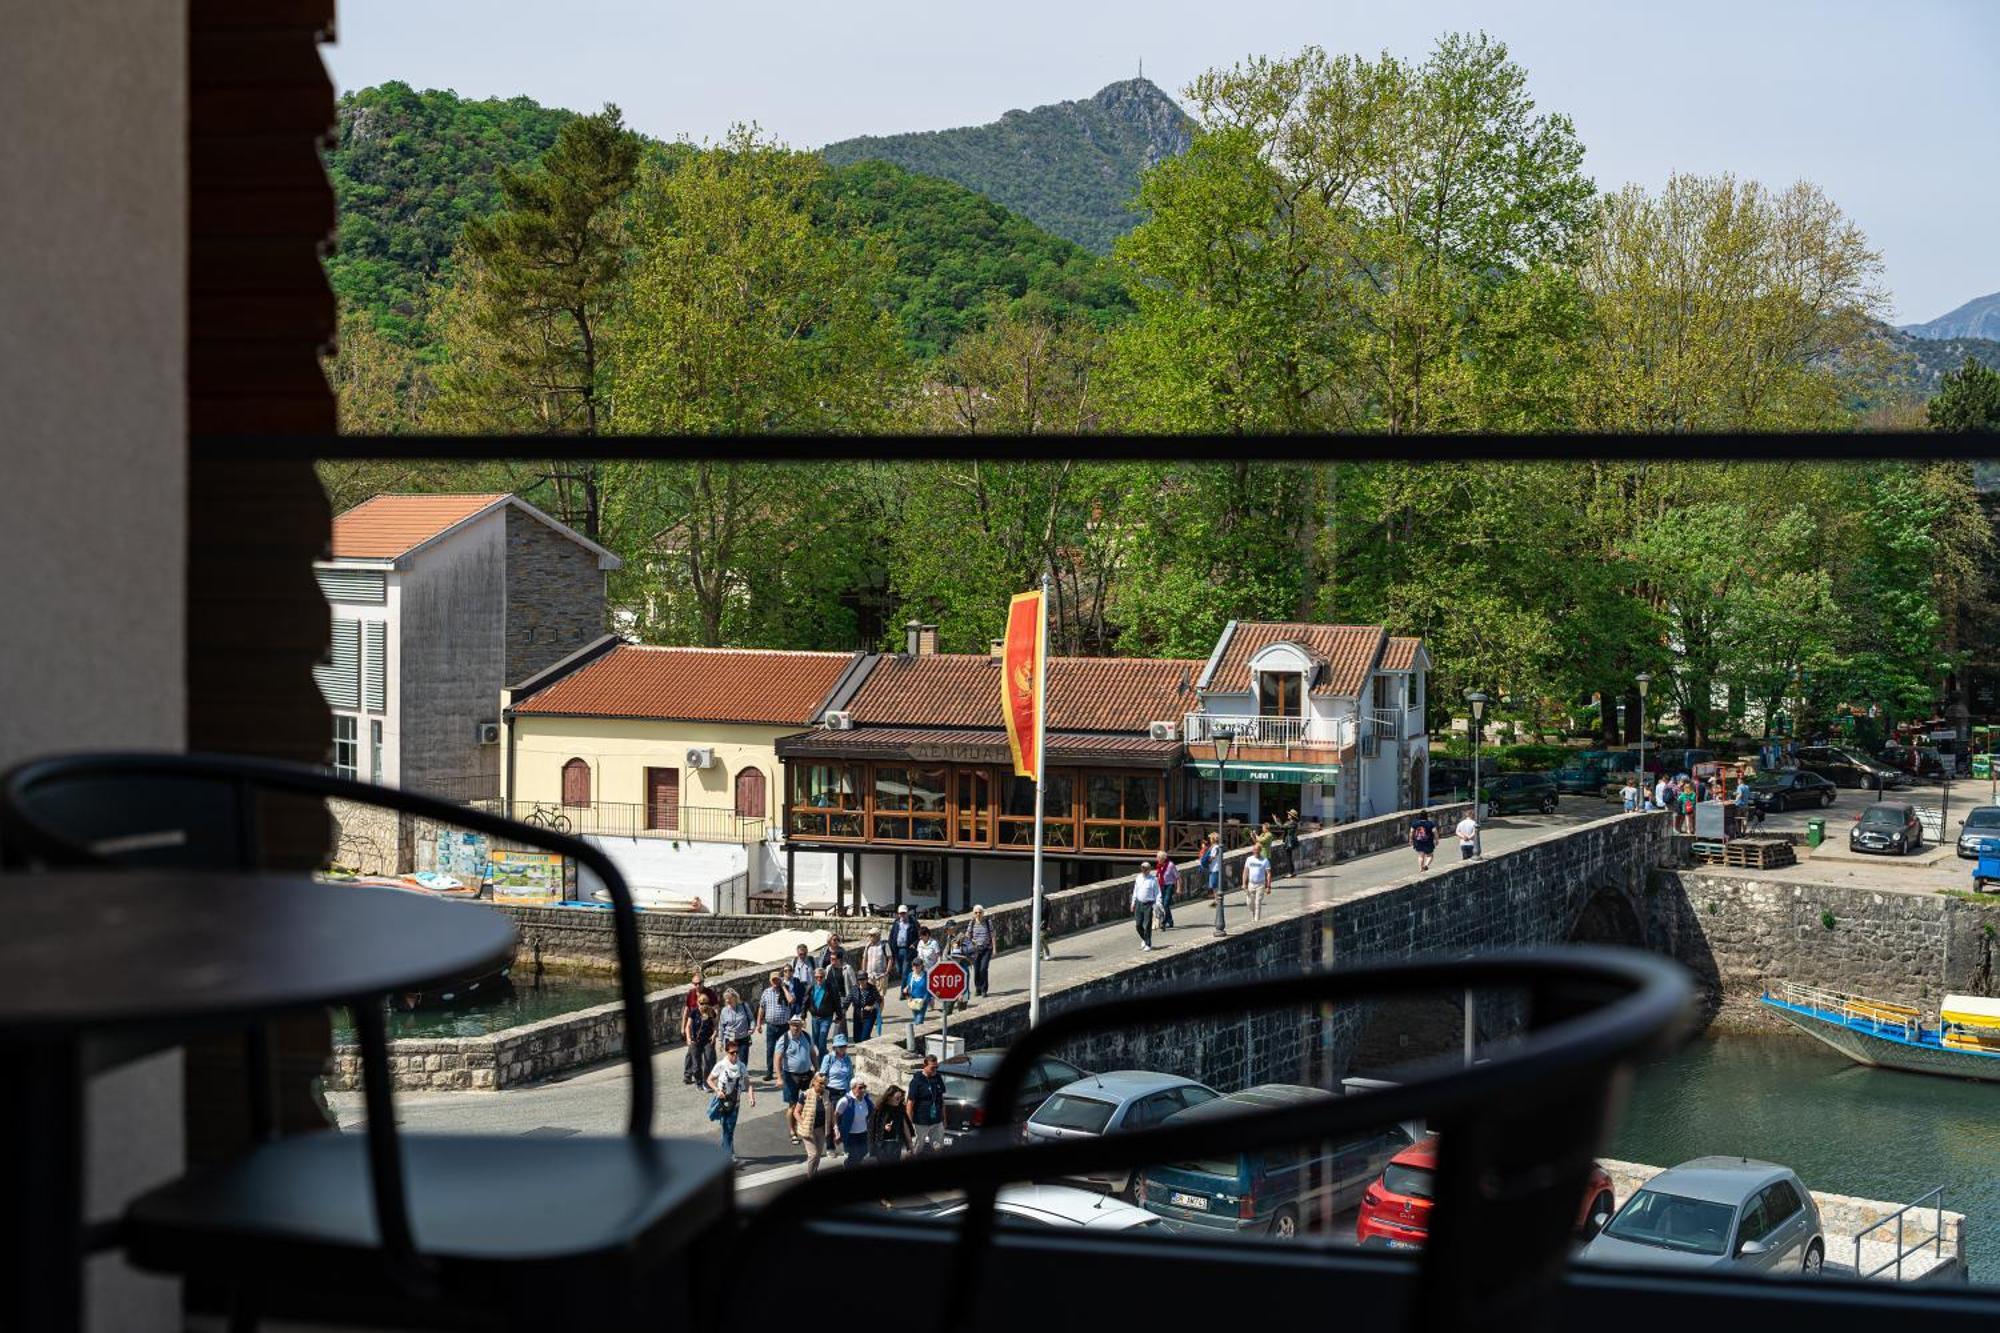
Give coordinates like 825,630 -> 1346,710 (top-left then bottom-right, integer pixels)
1257,671 -> 1303,718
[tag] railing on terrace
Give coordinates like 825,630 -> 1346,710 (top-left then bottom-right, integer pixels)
1771,981 -> 1927,1041
488,799 -> 767,845
1182,713 -> 1355,749
1854,1185 -> 1947,1280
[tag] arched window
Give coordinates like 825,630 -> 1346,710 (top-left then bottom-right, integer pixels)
561,758 -> 591,808
735,767 -> 767,819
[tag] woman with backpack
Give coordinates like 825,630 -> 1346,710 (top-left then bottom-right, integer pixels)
961,904 -> 995,999
795,1071 -> 831,1177
704,1036 -> 755,1162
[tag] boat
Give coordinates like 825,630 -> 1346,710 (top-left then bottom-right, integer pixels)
1759,981 -> 2000,1081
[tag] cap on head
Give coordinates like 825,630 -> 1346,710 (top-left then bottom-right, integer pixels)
832,1033 -> 849,1048
896,904 -> 909,913
788,1016 -> 804,1025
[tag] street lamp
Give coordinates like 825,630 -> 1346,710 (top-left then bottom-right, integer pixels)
1213,729 -> 1234,937
1635,674 -> 1651,810
1466,691 -> 1489,856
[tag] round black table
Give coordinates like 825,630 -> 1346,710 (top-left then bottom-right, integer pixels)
0,872 -> 518,1332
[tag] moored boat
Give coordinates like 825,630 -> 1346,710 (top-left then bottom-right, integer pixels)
1759,982 -> 2000,1081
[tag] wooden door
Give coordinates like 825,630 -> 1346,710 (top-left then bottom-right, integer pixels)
645,767 -> 679,831
735,766 -> 767,819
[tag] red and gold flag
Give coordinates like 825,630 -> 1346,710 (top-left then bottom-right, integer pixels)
1001,589 -> 1045,780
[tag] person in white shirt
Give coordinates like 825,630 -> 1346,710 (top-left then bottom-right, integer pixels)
1455,813 -> 1480,861
1652,776 -> 1669,813
1243,851 -> 1272,920
1619,782 -> 1638,814
1131,861 -> 1160,951
705,1037 -> 756,1162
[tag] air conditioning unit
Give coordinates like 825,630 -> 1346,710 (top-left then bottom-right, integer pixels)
1148,720 -> 1179,741
824,710 -> 855,731
685,746 -> 716,770
475,722 -> 501,745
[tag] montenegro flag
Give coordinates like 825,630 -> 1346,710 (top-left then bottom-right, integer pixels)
1001,589 -> 1045,780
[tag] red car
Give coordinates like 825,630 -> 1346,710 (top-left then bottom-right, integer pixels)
1355,1135 -> 1616,1249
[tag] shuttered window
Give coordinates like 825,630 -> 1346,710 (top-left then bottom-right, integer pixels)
562,758 -> 592,808
315,568 -> 386,604
734,767 -> 766,819
364,621 -> 387,712
315,619 -> 360,709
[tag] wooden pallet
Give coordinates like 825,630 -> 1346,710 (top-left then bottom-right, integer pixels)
1723,837 -> 1796,869
1690,840 -> 1728,865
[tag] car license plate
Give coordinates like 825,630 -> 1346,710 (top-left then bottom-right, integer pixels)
1170,1192 -> 1209,1211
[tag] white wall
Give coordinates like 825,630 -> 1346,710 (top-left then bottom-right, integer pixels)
586,834 -> 749,908
0,6 -> 186,1327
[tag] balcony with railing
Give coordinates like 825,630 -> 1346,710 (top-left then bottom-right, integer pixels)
481,799 -> 768,845
1183,711 -> 1356,766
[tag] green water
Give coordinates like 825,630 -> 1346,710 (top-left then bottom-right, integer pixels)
1611,1030 -> 2000,1281
333,972 -> 627,1042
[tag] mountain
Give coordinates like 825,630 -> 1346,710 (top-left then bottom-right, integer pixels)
326,82 -> 576,344
1901,291 -> 2000,342
1879,324 -> 2000,397
324,84 -> 1130,355
821,78 -> 1194,255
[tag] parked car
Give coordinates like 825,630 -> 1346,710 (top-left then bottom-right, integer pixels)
1428,759 -> 1475,801
934,1049 -> 1090,1146
1878,746 -> 1947,779
1956,806 -> 2000,860
1021,1071 -> 1221,1195
1134,1086 -> 1412,1238
908,1183 -> 1166,1233
1849,801 -> 1922,856
1551,757 -> 1611,795
1795,745 -> 1907,791
1746,770 -> 1838,813
1482,772 -> 1559,815
1579,1158 -> 1823,1276
1355,1134 -> 1616,1249
1652,748 -> 1717,775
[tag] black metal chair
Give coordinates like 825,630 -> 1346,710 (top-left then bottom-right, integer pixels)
0,751 -> 731,1330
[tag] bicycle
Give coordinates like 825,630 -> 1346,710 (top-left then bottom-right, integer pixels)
522,802 -> 572,834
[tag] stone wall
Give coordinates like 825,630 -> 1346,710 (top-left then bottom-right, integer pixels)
500,903 -> 841,981
504,505 -> 605,684
1648,870 -> 2000,1029
327,796 -> 409,875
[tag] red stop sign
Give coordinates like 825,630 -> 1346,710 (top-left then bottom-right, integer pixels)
927,960 -> 969,1002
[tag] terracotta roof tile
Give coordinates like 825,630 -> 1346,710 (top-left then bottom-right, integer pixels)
330,493 -> 509,559
1381,637 -> 1422,671
514,645 -> 858,725
848,654 -> 1203,732
1208,623 -> 1389,697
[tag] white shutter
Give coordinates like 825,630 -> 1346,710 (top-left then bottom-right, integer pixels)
315,619 -> 361,709
364,621 -> 387,712
315,568 -> 386,604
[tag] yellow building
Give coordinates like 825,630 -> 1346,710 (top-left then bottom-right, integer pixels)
500,637 -> 868,907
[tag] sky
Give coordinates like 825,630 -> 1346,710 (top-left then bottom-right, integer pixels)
326,0 -> 1999,324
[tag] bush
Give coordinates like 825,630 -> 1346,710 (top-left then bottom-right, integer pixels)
1494,744 -> 1568,772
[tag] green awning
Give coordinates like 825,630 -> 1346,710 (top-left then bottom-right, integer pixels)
1187,761 -> 1341,782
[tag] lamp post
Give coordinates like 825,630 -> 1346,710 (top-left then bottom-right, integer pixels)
1466,691 -> 1488,857
1635,674 -> 1651,810
1213,729 -> 1234,937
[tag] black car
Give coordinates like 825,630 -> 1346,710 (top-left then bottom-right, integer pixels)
1795,745 -> 1907,791
1550,757 -> 1610,795
1747,770 -> 1838,812
1850,802 -> 1922,855
939,1049 -> 1090,1144
1482,772 -> 1559,815
1878,746 -> 1947,779
1428,759 -> 1475,801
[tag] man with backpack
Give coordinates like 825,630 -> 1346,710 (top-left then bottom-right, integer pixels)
806,967 -> 843,1053
888,904 -> 921,996
777,1017 -> 819,1142
832,1079 -> 876,1169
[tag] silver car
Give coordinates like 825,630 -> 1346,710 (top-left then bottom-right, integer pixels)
1580,1158 -> 1823,1276
1021,1070 -> 1221,1195
1957,806 -> 2000,859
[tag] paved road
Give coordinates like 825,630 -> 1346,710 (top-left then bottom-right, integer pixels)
330,800 -> 1602,1207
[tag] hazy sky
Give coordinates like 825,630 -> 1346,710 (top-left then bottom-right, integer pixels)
327,0 -> 1998,323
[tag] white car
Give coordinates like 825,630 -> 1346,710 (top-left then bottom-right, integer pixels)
923,1183 -> 1165,1232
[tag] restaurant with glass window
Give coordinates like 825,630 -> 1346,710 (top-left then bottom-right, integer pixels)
774,727 -> 1186,913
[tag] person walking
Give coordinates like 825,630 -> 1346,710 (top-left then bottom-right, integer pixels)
705,1037 -> 755,1162
755,970 -> 791,1082
914,924 -> 941,974
1199,831 -> 1223,905
1155,851 -> 1178,928
787,943 -> 816,1015
833,1079 -> 875,1169
1244,846 -> 1272,920
683,969 -> 718,1031
888,904 -> 920,996
851,972 -> 883,1043
1131,859 -> 1159,951
870,1084 -> 916,1201
1455,810 -> 1481,862
683,997 -> 718,1089
806,968 -> 841,1054
1619,780 -> 1638,814
1409,808 -> 1439,872
818,1032 -> 855,1100
1281,809 -> 1301,878
906,1053 -> 947,1154
824,945 -> 857,1035
962,905 -> 994,1000
716,987 -> 754,1073
905,952 -> 932,1028
778,1017 -> 818,1142
860,927 -> 893,992
796,1071 -> 831,1177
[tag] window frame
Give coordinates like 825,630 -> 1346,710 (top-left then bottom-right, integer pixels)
561,757 -> 592,809
331,713 -> 358,781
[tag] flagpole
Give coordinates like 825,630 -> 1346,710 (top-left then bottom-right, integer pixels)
1029,571 -> 1049,1027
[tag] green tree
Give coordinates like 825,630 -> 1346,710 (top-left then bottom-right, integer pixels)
1929,357 -> 2000,431
909,306 -> 1110,434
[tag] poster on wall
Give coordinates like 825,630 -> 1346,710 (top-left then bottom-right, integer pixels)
435,831 -> 489,882
488,848 -> 566,897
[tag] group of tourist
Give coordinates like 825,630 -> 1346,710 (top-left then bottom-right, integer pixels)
1619,770 -> 1759,831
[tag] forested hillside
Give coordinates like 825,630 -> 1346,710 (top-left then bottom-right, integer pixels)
822,78 -> 1193,254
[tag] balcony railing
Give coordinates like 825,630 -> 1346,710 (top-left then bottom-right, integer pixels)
484,799 -> 767,845
1183,713 -> 1355,749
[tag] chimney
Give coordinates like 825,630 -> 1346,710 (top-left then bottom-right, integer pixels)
990,639 -> 1005,662
906,620 -> 923,656
918,624 -> 938,656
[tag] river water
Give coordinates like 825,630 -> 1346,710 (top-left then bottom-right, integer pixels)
332,971 -> 629,1042
1610,1029 -> 2000,1282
